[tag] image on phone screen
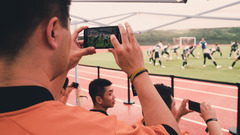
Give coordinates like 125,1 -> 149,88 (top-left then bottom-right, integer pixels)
84,26 -> 122,49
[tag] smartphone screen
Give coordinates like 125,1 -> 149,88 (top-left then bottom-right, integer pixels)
188,100 -> 201,113
84,26 -> 122,49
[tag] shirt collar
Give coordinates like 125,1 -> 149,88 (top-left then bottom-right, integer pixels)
90,109 -> 108,116
0,86 -> 54,113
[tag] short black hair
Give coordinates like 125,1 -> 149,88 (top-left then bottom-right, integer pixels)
89,78 -> 112,105
154,83 -> 173,110
1,0 -> 71,61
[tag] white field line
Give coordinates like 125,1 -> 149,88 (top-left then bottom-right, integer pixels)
67,88 -> 230,133
149,75 -> 237,90
76,66 -> 237,90
175,86 -> 237,99
69,74 -> 237,112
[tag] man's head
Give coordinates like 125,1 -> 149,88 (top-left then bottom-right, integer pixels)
1,0 -> 72,81
89,78 -> 115,110
154,84 -> 177,116
1,0 -> 70,60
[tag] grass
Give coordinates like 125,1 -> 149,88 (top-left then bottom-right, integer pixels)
79,45 -> 240,83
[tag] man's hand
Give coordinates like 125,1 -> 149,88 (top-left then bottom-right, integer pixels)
67,26 -> 96,70
200,102 -> 217,121
108,23 -> 144,76
176,99 -> 193,123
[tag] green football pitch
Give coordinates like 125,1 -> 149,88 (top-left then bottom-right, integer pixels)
79,45 -> 240,83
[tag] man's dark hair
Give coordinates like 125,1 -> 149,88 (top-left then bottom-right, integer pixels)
1,0 -> 71,61
89,78 -> 112,105
154,83 -> 173,110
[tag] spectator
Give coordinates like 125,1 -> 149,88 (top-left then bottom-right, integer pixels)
141,83 -> 223,135
0,0 -> 181,134
89,78 -> 115,116
146,84 -> 192,134
59,77 -> 83,106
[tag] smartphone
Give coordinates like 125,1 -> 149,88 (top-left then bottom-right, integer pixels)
188,100 -> 201,113
72,82 -> 79,88
84,26 -> 121,49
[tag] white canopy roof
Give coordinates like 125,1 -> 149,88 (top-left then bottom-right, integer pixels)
69,0 -> 240,33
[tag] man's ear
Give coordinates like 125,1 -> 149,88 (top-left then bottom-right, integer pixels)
95,96 -> 103,104
46,17 -> 60,49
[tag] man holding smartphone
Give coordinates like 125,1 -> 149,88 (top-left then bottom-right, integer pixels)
0,0 -> 181,134
145,83 -> 223,135
59,77 -> 83,106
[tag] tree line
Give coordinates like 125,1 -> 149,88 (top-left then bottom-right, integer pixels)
135,27 -> 240,45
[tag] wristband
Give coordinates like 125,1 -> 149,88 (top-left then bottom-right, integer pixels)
129,67 -> 148,83
205,118 -> 218,133
206,118 -> 217,124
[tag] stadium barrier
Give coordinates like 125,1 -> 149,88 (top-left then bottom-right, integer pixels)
77,64 -> 239,135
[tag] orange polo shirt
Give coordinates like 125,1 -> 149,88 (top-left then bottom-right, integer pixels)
0,101 -> 170,135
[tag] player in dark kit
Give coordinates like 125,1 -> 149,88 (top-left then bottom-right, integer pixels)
203,48 -> 222,69
229,41 -> 239,58
211,43 -> 222,57
229,49 -> 240,69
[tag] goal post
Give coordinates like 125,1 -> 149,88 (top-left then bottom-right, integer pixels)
173,37 -> 196,46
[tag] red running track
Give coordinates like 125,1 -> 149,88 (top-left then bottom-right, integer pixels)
66,65 -> 237,135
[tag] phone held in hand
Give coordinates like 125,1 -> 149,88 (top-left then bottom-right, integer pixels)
188,100 -> 201,113
72,82 -> 79,88
84,26 -> 122,49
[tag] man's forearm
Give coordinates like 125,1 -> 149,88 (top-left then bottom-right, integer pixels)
133,72 -> 181,134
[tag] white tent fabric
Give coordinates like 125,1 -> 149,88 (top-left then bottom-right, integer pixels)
69,0 -> 240,33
